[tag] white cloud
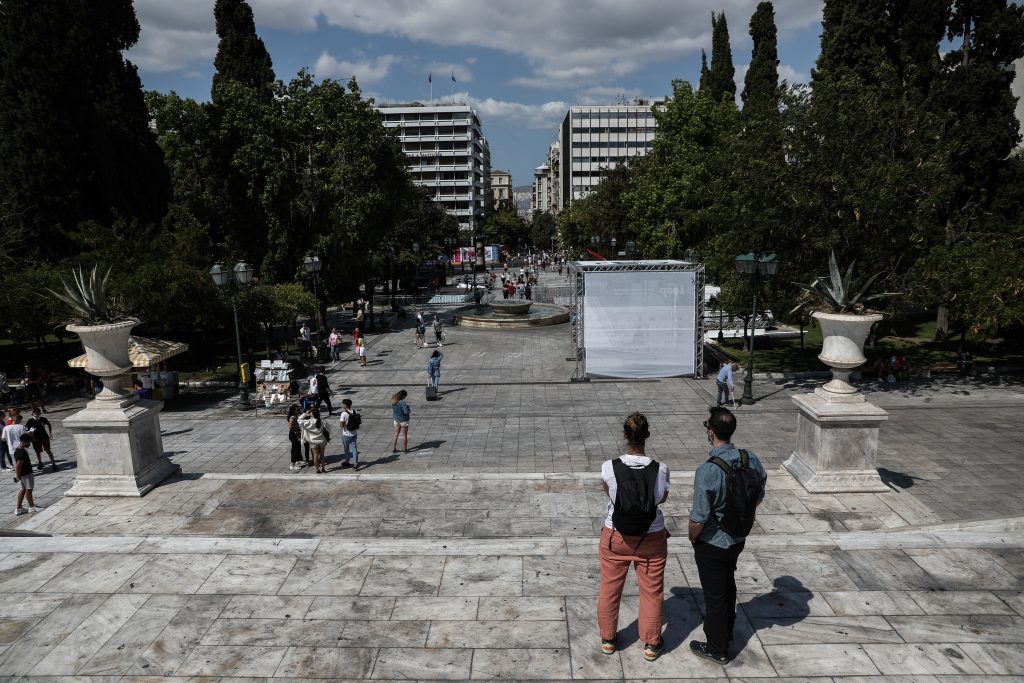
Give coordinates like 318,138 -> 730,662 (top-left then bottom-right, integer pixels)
425,62 -> 474,84
466,57 -> 478,65
247,0 -> 822,89
578,85 -> 645,105
778,63 -> 807,84
127,27 -> 218,73
407,92 -> 567,129
313,53 -> 400,84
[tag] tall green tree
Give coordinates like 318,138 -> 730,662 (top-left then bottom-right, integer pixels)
212,0 -> 275,104
698,49 -> 711,92
813,0 -> 893,84
0,0 -> 169,259
916,0 -> 1024,337
708,12 -> 736,102
741,2 -> 779,119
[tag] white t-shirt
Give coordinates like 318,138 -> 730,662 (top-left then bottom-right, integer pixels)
601,455 -> 671,533
3,424 -> 26,455
340,410 -> 357,437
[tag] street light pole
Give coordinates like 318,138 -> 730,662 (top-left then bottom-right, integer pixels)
303,255 -> 321,330
210,261 -> 254,411
734,253 -> 780,405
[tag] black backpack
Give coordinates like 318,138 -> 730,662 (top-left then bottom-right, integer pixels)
611,459 -> 660,536
344,410 -> 361,431
708,449 -> 760,538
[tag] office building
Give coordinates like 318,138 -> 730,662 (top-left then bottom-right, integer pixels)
557,101 -> 659,209
491,169 -> 512,207
532,141 -> 560,215
379,103 -> 492,236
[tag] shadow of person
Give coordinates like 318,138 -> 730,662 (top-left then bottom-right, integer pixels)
615,586 -> 704,655
732,575 -> 812,657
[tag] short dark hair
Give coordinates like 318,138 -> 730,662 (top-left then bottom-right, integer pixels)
342,398 -> 352,408
707,406 -> 736,441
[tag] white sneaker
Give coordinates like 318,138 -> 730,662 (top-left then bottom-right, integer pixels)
29,505 -> 44,513
14,508 -> 26,516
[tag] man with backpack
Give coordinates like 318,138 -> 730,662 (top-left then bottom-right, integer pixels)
339,398 -> 361,470
689,407 -> 767,663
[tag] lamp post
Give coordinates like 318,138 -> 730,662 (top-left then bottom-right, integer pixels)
387,245 -> 396,310
626,240 -> 636,259
611,237 -> 618,257
734,252 -> 780,405
210,261 -> 255,411
303,255 -> 322,330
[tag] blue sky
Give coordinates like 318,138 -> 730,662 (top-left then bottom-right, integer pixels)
131,1 -> 825,187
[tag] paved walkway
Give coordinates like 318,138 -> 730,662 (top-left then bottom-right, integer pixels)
1,268 -> 1023,680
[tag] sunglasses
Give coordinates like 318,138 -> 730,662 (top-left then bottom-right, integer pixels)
702,420 -> 710,429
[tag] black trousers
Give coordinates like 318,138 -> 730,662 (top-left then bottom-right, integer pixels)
693,539 -> 745,655
289,434 -> 302,464
318,392 -> 333,414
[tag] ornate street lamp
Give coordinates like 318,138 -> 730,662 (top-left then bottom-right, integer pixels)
210,261 -> 255,411
303,255 -> 322,330
734,252 -> 780,404
611,237 -> 618,257
626,240 -> 636,259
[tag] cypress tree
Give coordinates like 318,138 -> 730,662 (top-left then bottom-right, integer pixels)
0,0 -> 169,259
812,0 -> 892,84
708,12 -> 736,102
741,2 -> 779,119
699,49 -> 711,92
889,0 -> 947,94
212,0 -> 276,103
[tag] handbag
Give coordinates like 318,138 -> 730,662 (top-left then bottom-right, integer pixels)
321,426 -> 331,442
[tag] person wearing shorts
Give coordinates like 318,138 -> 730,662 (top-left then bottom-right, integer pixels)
13,433 -> 43,515
390,390 -> 410,453
25,408 -> 56,472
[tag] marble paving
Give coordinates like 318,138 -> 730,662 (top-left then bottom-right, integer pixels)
1,269 -> 1023,680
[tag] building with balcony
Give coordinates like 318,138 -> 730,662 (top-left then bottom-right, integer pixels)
491,169 -> 512,208
379,103 -> 492,236
532,141 -> 560,215
557,101 -> 659,209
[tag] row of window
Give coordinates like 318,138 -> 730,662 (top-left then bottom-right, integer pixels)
384,113 -> 474,123
569,127 -> 657,134
571,140 -> 651,149
571,111 -> 654,120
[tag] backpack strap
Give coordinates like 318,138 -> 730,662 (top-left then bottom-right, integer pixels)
739,449 -> 749,468
708,455 -> 733,476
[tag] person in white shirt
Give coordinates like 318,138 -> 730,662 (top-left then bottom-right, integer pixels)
2,414 -> 26,460
339,398 -> 360,470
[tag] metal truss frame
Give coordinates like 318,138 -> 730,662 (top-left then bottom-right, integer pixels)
567,260 -> 705,380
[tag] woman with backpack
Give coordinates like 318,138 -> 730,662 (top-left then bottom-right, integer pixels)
596,412 -> 670,662
297,407 -> 330,473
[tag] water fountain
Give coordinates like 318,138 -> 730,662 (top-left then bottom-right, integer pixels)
456,298 -> 569,328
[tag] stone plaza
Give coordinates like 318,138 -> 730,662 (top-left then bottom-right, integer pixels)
1,270 -> 1022,680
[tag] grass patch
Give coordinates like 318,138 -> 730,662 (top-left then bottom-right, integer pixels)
715,320 -> 1024,373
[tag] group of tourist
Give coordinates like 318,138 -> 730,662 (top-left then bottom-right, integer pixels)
598,407 -> 766,664
282,368 -> 419,472
4,405 -> 57,516
414,312 -> 445,349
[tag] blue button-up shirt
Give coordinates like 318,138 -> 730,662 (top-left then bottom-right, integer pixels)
716,364 -> 734,385
690,443 -> 767,548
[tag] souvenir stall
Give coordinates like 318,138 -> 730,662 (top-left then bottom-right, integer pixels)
254,360 -> 302,411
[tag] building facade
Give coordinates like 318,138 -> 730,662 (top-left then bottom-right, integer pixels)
557,101 -> 659,209
513,185 -> 533,219
491,169 -> 512,207
379,103 -> 492,236
531,141 -> 560,215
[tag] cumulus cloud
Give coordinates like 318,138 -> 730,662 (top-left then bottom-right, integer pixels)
248,0 -> 822,89
579,85 -> 646,105
129,0 -> 218,73
425,62 -> 475,84
398,92 -> 568,129
313,52 -> 400,84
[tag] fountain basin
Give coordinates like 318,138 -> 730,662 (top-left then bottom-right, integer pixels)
489,300 -> 534,316
457,302 -> 570,328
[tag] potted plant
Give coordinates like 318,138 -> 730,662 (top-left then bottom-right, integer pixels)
48,266 -> 138,384
791,251 -> 897,395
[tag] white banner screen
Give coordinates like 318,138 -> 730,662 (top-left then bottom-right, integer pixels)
583,270 -> 697,378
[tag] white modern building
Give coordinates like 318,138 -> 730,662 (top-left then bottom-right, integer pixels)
379,103 -> 492,236
557,101 -> 659,208
532,141 -> 560,214
491,169 -> 512,207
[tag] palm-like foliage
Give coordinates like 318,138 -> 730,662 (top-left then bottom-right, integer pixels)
47,265 -> 132,325
790,251 -> 898,314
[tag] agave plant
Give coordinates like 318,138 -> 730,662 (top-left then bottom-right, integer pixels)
790,251 -> 899,315
47,265 -> 134,326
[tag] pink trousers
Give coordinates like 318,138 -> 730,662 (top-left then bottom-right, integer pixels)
597,526 -> 669,645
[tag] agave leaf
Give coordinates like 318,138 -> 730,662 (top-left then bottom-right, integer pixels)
842,260 -> 856,300
849,271 -> 883,306
827,251 -> 845,305
860,292 -> 900,302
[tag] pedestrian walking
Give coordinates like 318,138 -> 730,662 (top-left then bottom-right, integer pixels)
426,350 -> 444,389
314,366 -> 334,415
0,407 -> 14,471
415,318 -> 426,348
728,363 -> 739,408
299,322 -> 312,359
432,315 -> 443,347
715,360 -> 734,407
597,412 -> 670,662
355,301 -> 365,334
13,432 -> 43,515
328,328 -> 341,361
24,407 -> 56,472
339,398 -> 361,469
357,337 -> 367,366
2,414 -> 26,468
390,390 -> 410,453
297,407 -> 330,473
286,405 -> 304,471
689,407 -> 767,663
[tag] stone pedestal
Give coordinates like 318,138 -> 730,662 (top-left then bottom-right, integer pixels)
63,392 -> 180,497
783,388 -> 890,493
